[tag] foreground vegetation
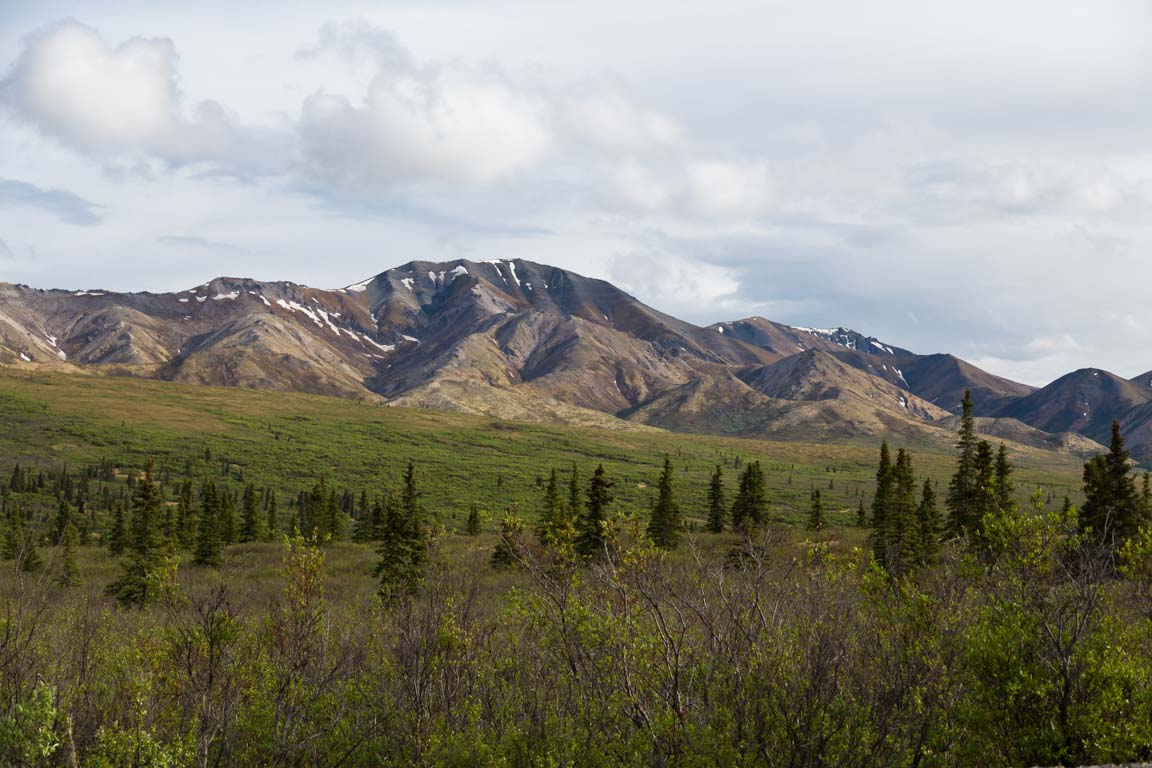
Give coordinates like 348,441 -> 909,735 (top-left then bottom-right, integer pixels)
2,499 -> 1152,766
3,372 -> 1148,765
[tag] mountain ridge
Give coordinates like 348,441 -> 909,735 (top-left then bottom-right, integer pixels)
0,259 -> 1135,460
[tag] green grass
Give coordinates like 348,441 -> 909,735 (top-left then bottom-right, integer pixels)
0,368 -> 1089,529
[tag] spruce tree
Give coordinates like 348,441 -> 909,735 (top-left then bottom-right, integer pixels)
265,490 -> 278,540
870,441 -> 895,568
706,465 -> 726,534
856,498 -> 866,528
536,468 -> 563,545
193,480 -> 223,568
57,521 -> 79,587
376,461 -> 429,599
886,448 -> 920,576
491,512 -> 525,568
568,463 -> 582,523
53,499 -> 71,545
973,440 -> 997,529
647,455 -> 682,549
576,464 -> 614,557
18,518 -> 42,574
730,461 -> 767,532
107,501 -> 127,557
368,494 -> 387,542
806,489 -> 825,531
1081,420 -> 1144,552
916,478 -> 940,565
327,489 -> 345,540
994,443 -> 1014,510
219,490 -> 236,545
946,389 -> 979,536
176,479 -> 194,547
466,506 -> 481,536
105,460 -> 170,606
239,482 -> 260,542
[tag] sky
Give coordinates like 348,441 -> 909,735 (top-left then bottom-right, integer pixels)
1,0 -> 1151,386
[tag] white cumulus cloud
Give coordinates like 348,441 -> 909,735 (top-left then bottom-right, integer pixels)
1,19 -> 288,172
300,68 -> 552,187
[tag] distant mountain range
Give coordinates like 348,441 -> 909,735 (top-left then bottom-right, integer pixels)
0,258 -> 1140,460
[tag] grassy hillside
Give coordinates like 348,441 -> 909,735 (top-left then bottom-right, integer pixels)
0,368 -> 1088,529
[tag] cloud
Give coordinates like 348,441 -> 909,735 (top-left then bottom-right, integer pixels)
298,19 -> 552,187
902,159 -> 1140,225
300,72 -> 552,187
296,18 -> 768,223
0,237 -> 13,260
604,158 -> 774,219
560,89 -> 684,154
0,19 -> 289,173
0,177 -> 101,225
157,234 -> 243,252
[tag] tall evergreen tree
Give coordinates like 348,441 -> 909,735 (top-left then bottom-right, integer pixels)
176,479 -> 194,547
973,440 -> 998,528
239,482 -> 260,542
916,479 -> 941,565
806,490 -> 825,531
946,389 -> 979,536
17,518 -> 41,574
870,442 -> 895,568
466,506 -> 481,536
1081,420 -> 1144,552
856,498 -> 866,528
57,521 -> 79,587
706,465 -> 726,534
730,461 -> 768,532
265,490 -> 278,540
994,443 -> 1014,510
193,480 -> 222,568
219,490 -> 236,545
536,468 -> 564,545
568,463 -> 582,523
647,455 -> 682,549
106,460 -> 170,606
327,489 -> 345,540
886,448 -> 920,576
53,499 -> 71,545
107,501 -> 127,557
576,464 -> 614,557
376,461 -> 429,599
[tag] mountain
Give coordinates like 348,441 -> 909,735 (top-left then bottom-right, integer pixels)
710,317 -> 912,357
625,350 -> 951,442
992,368 -> 1152,441
711,319 -> 1034,414
0,258 -> 1133,459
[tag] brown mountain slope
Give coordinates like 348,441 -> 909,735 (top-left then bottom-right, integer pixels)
628,350 -> 948,441
711,316 -> 1033,416
739,350 -> 948,422
709,317 -> 912,357
993,368 -> 1152,441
